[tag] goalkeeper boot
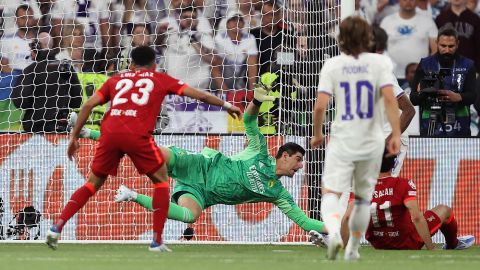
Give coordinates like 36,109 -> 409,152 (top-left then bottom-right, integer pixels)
149,241 -> 172,252
326,232 -> 343,260
114,185 -> 137,203
46,225 -> 60,250
67,112 -> 91,138
309,230 -> 328,248
443,235 -> 475,250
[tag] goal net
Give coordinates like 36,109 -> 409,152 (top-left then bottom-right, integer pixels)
1,0 -> 478,245
0,0 -> 339,243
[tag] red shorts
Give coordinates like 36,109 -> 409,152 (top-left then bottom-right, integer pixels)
91,133 -> 164,177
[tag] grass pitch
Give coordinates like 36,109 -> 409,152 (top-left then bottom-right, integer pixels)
0,244 -> 479,270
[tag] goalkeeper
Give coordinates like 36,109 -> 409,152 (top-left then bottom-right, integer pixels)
71,73 -> 326,237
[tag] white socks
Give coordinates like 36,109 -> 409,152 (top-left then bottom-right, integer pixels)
321,193 -> 342,237
345,199 -> 370,255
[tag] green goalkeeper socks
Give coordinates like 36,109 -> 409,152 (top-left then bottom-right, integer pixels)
135,194 -> 196,223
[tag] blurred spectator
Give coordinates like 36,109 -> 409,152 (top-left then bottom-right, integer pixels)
214,12 -> 258,93
430,0 -> 450,19
203,0 -> 238,29
50,0 -> 110,52
381,0 -> 438,82
410,27 -> 476,137
467,0 -> 480,15
360,0 -> 400,25
402,62 -> 419,95
0,0 -> 42,38
217,0 -> 262,32
0,5 -> 39,73
250,0 -> 299,134
250,0 -> 296,77
159,6 -> 216,90
55,22 -> 86,71
118,24 -> 163,71
435,0 -> 480,72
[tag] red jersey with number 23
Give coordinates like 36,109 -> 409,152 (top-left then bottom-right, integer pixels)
365,176 -> 419,249
96,69 -> 187,136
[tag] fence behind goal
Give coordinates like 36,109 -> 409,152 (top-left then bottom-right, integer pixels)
0,1 -> 478,244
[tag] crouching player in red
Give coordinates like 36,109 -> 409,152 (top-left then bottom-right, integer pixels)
45,46 -> 242,252
339,154 -> 475,250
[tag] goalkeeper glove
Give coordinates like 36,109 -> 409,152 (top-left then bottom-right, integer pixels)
253,72 -> 278,104
309,230 -> 328,248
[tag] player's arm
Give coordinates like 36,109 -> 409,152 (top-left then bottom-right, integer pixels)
310,92 -> 330,148
273,189 -> 326,233
397,93 -> 415,133
232,73 -> 277,159
67,93 -> 105,160
182,86 -> 241,119
405,199 -> 435,250
382,85 -> 401,156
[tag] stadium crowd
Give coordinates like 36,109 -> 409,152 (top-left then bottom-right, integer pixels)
0,0 -> 479,135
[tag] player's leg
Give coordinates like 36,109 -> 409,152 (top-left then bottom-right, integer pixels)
340,195 -> 354,246
428,205 -> 475,249
345,155 -> 382,260
390,135 -> 408,177
321,151 -> 354,260
46,134 -> 120,250
46,172 -> 106,249
127,136 -> 171,251
115,187 -> 202,223
145,163 -> 171,251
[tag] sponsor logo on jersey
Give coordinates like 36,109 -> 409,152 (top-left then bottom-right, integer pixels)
427,216 -> 436,222
268,180 -> 275,188
408,180 -> 416,190
246,165 -> 265,193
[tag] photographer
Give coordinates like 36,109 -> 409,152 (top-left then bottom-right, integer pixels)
410,27 -> 476,137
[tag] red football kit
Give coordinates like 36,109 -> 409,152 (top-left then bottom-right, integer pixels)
365,176 -> 442,250
91,69 -> 187,177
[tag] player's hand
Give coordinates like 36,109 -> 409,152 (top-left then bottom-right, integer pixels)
253,72 -> 279,102
253,84 -> 276,102
310,134 -> 325,148
309,230 -> 328,248
227,105 -> 242,119
67,138 -> 80,161
385,134 -> 400,157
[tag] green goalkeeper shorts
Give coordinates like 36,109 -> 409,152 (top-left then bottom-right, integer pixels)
168,146 -> 210,209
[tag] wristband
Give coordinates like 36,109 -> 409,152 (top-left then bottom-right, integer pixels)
222,102 -> 233,109
252,98 -> 262,107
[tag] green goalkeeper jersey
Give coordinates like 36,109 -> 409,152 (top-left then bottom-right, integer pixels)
198,112 -> 282,207
170,112 -> 323,232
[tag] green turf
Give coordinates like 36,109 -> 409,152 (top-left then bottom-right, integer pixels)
0,244 -> 479,270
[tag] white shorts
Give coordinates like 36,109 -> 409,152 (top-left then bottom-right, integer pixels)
322,147 -> 383,200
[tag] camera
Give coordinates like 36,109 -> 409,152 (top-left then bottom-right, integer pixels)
420,68 -> 452,111
3,206 -> 41,240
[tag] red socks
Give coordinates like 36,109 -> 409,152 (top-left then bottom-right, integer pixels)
152,182 -> 170,244
55,182 -> 97,232
440,212 -> 459,249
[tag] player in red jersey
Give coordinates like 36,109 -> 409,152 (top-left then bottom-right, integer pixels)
339,153 -> 475,250
45,46 -> 242,252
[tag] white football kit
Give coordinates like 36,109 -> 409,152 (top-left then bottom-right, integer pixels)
318,52 -> 395,199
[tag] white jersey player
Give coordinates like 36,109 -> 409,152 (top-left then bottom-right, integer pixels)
311,16 -> 401,261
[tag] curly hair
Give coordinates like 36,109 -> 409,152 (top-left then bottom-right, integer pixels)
338,16 -> 373,56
